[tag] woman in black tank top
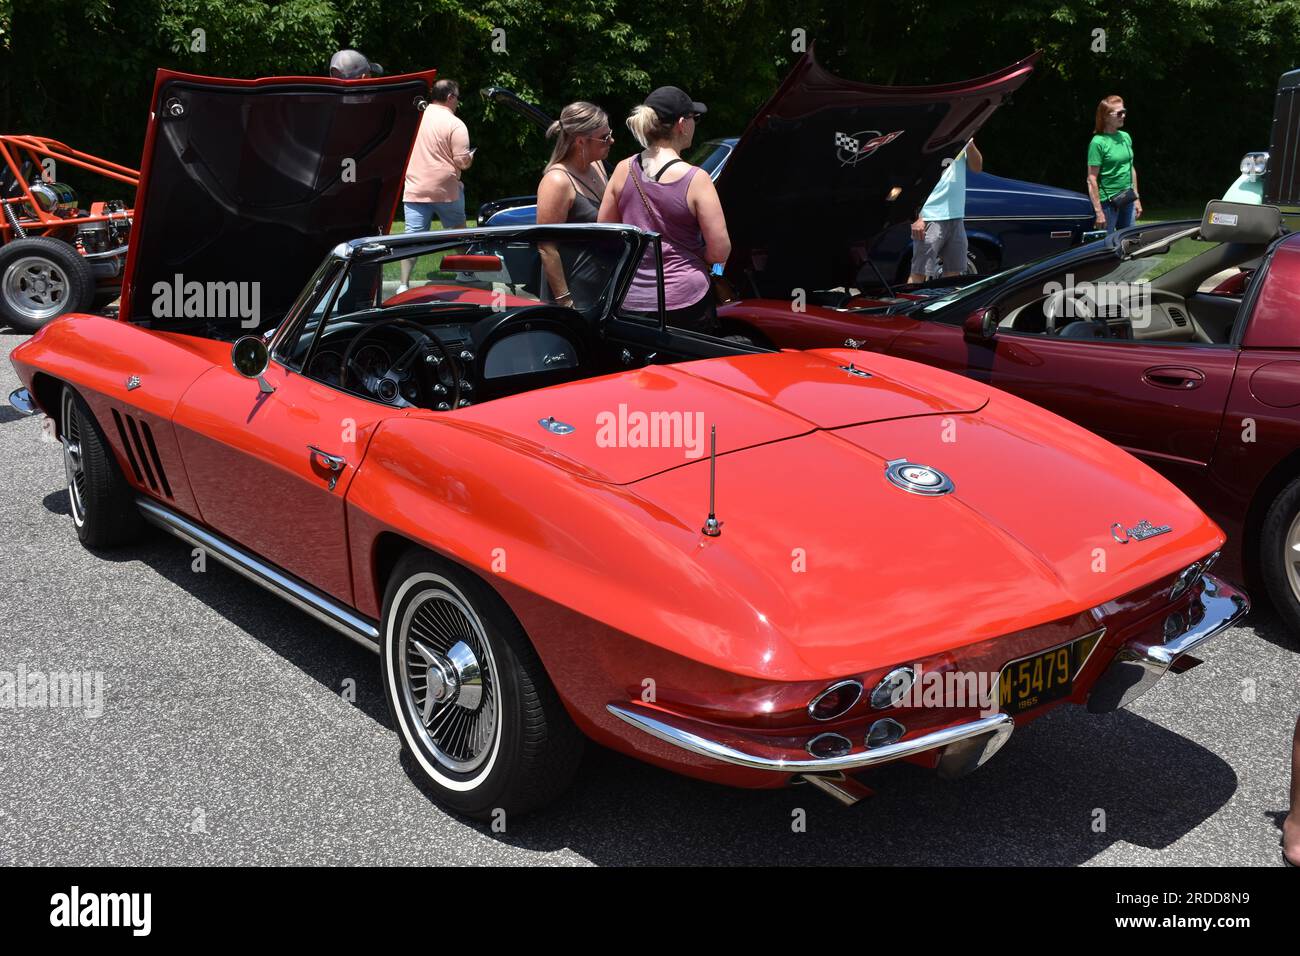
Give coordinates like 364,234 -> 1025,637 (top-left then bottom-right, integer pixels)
537,102 -> 614,309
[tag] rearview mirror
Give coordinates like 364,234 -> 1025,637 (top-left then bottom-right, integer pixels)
232,335 -> 274,393
963,307 -> 998,342
441,254 -> 504,272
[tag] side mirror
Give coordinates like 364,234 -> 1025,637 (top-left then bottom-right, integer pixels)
231,335 -> 274,393
963,307 -> 998,342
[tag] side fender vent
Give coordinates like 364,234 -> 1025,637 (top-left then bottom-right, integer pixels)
110,408 -> 173,498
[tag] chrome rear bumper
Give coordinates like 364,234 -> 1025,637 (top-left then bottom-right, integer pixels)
608,573 -> 1248,794
607,703 -> 1014,779
1088,572 -> 1248,713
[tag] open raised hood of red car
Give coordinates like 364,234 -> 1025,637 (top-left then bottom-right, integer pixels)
118,69 -> 437,335
717,48 -> 1039,297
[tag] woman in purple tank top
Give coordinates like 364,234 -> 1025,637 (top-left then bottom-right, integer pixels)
597,86 -> 731,334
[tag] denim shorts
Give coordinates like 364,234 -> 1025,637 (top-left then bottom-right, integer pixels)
404,186 -> 466,234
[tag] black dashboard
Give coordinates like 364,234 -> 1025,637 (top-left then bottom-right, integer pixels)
304,306 -> 588,410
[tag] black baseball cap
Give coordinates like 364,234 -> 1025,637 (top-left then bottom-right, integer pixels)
644,86 -> 707,123
329,49 -> 384,79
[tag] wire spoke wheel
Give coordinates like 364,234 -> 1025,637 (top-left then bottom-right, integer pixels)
61,388 -> 86,526
397,583 -> 499,774
381,555 -> 585,816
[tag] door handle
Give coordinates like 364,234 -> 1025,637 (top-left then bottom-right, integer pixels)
308,445 -> 346,490
1142,366 -> 1205,390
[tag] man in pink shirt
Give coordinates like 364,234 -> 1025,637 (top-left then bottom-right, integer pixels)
399,79 -> 474,292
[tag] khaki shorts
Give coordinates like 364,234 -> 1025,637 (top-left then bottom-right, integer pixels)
911,218 -> 968,278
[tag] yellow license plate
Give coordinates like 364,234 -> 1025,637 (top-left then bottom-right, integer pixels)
999,630 -> 1104,714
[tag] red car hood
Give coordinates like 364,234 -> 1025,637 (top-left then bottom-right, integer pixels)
118,69 -> 436,334
717,48 -> 1039,297
445,349 -> 988,484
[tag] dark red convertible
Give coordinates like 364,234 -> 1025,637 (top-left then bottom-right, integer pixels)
719,202 -> 1300,632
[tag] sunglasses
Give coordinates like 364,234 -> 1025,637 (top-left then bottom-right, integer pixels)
1111,109 -> 1127,117
590,131 -> 615,144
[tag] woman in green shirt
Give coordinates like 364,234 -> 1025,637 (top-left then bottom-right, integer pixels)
1086,95 -> 1142,233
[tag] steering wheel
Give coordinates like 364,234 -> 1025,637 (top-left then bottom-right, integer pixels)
1043,287 -> 1106,337
339,317 -> 461,409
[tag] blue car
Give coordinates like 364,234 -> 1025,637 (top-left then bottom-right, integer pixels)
477,61 -> 1095,292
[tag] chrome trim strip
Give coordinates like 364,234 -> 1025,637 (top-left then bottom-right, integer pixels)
607,703 -> 1013,775
963,213 -> 1093,221
7,387 -> 37,416
1087,573 -> 1248,713
136,497 -> 380,652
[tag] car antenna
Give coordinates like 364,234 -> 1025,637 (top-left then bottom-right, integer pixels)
702,425 -> 722,537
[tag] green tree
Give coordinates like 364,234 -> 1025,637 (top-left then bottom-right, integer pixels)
3,1 -> 1299,213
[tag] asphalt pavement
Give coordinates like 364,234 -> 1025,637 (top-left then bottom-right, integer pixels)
0,330 -> 1296,866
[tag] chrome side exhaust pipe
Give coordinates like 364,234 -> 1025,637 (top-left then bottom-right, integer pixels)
798,772 -> 874,806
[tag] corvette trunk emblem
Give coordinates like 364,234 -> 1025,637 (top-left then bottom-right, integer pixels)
1111,519 -> 1172,544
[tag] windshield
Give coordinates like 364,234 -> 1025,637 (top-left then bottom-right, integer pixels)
917,257 -> 1047,314
358,232 -> 631,316
913,225 -> 1208,315
276,230 -> 635,370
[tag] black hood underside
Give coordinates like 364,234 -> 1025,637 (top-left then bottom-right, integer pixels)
122,71 -> 433,336
717,49 -> 1038,297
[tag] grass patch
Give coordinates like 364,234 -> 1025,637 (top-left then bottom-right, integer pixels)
1137,203 -> 1206,224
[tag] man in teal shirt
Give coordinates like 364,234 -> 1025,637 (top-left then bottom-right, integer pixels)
908,140 -> 983,283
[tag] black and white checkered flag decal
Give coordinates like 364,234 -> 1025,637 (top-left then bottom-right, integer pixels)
835,131 -> 860,152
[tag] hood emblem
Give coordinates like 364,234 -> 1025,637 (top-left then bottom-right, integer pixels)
126,375 -> 141,391
884,458 -> 953,496
835,129 -> 904,167
1111,519 -> 1172,544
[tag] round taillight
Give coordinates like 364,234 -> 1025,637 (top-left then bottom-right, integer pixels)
808,679 -> 863,721
866,718 -> 906,749
807,733 -> 852,759
870,666 -> 915,709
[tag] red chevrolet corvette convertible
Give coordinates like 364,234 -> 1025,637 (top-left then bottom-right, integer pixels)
7,70 -> 1247,816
